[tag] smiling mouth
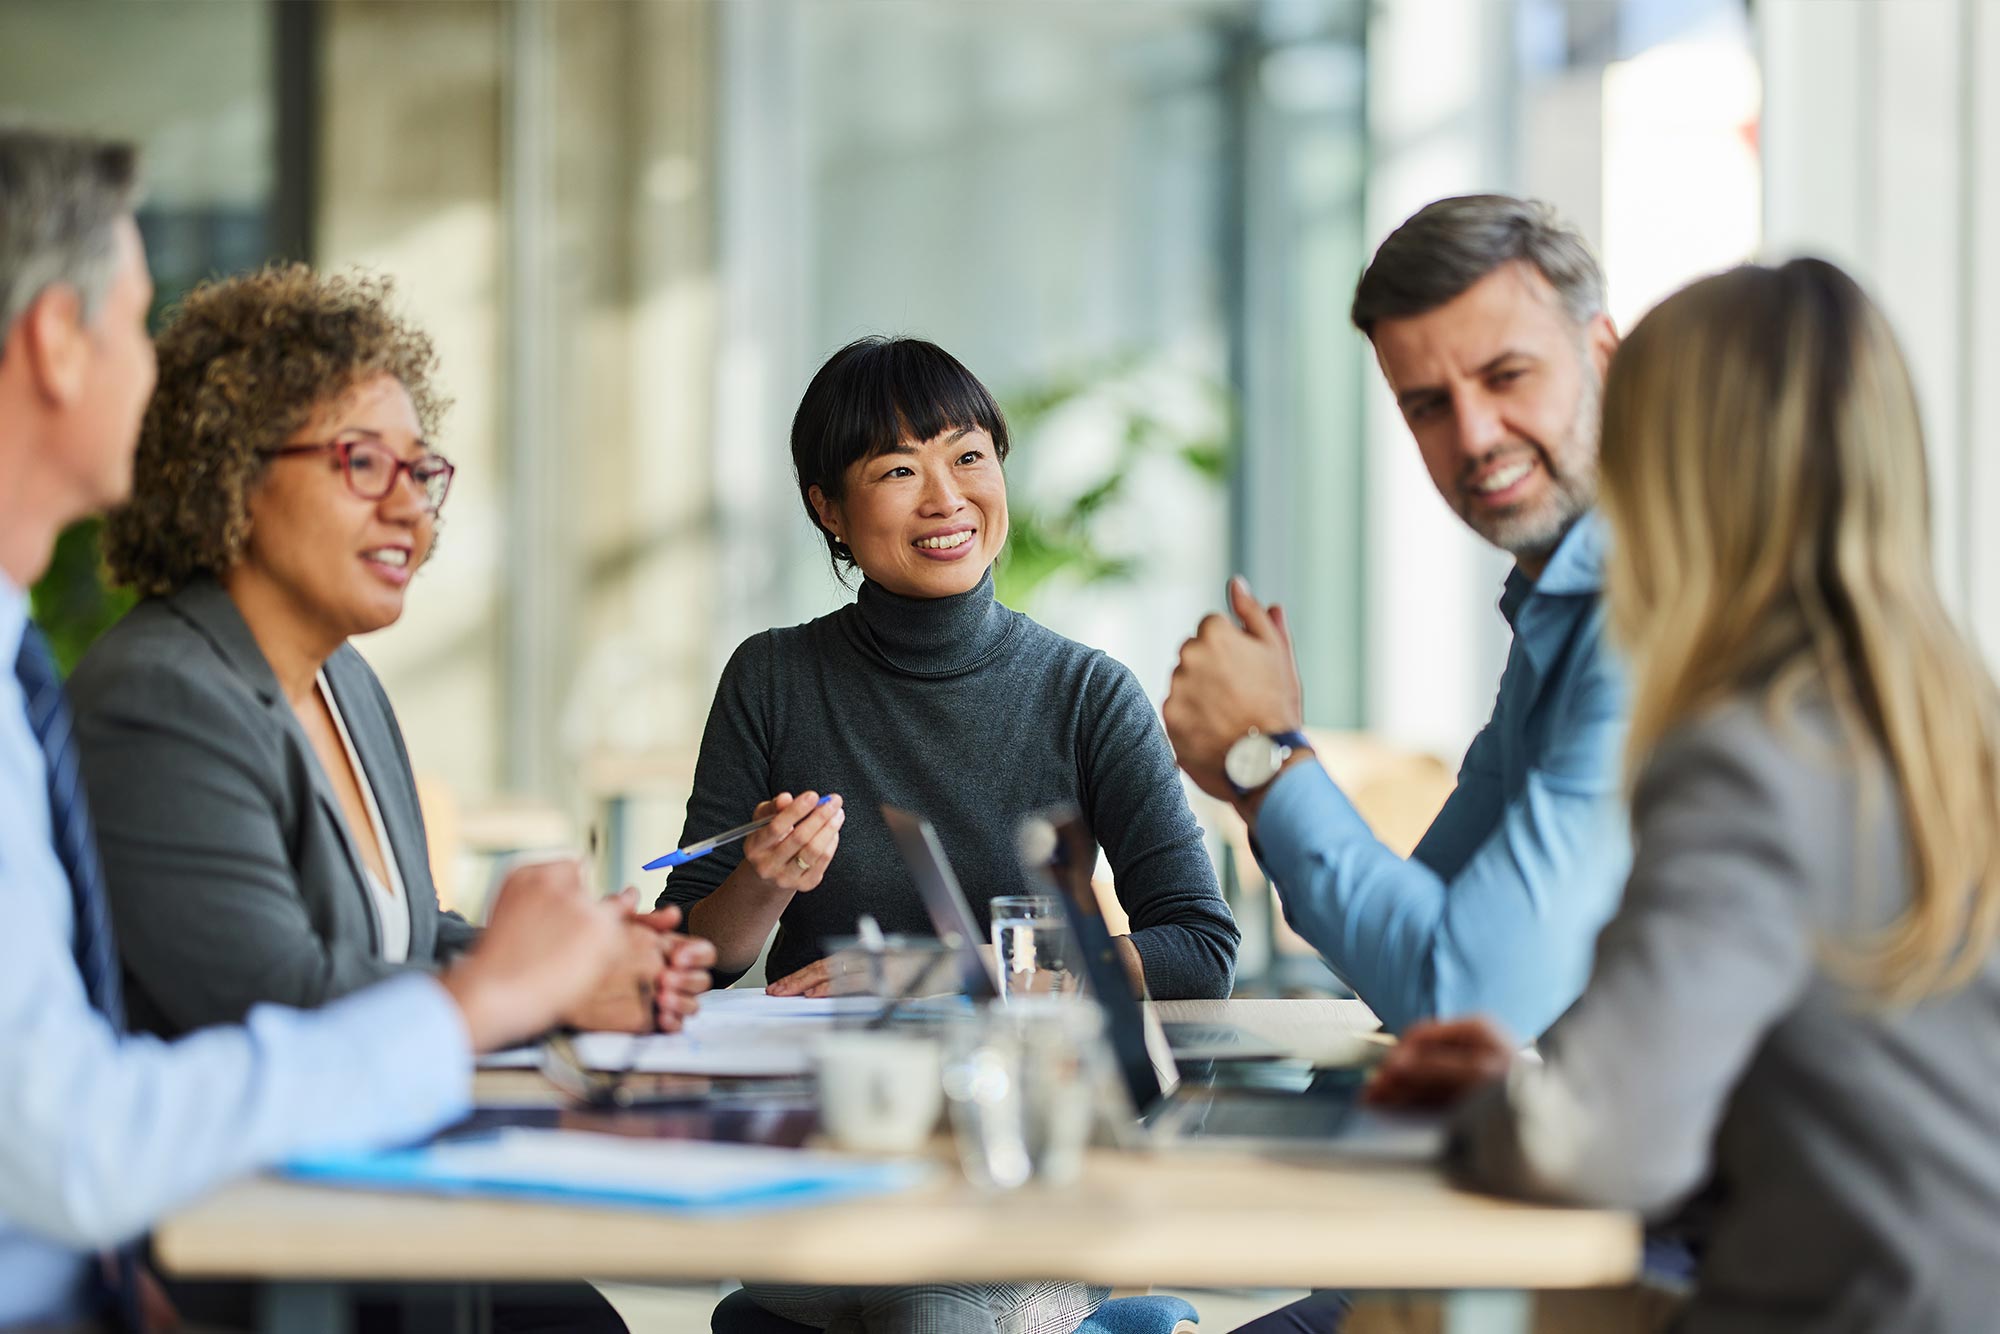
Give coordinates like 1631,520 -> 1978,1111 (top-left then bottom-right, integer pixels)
1467,457 -> 1540,502
913,531 -> 974,551
362,547 -> 411,568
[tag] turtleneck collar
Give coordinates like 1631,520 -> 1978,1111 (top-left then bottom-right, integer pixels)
845,566 -> 1018,678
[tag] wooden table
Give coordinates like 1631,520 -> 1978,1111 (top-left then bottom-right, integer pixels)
154,1001 -> 1639,1334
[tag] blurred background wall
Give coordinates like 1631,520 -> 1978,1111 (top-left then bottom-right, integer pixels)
7,0 -> 1996,947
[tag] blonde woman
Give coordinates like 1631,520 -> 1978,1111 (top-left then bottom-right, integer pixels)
1366,258 -> 2000,1331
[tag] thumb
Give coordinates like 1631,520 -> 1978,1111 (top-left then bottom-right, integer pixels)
611,885 -> 639,914
1227,575 -> 1278,642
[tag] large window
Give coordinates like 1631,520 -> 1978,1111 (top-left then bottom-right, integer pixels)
3,0 -> 298,665
715,0 -> 1371,718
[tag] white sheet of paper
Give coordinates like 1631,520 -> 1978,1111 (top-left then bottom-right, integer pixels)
475,990 -> 947,1074
424,1131 -> 844,1190
478,1031 -> 821,1076
689,990 -> 883,1024
478,1045 -> 543,1070
582,1031 -> 814,1076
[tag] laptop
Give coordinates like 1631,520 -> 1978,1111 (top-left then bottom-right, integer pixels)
881,803 -> 1286,1063
881,803 -> 1003,1000
1021,809 -> 1446,1160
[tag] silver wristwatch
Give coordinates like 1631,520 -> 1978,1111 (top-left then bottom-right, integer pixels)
1223,727 -> 1312,797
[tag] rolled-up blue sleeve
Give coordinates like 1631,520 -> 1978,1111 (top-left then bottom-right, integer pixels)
1254,635 -> 1629,1038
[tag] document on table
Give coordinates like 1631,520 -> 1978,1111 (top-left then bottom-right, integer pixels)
478,989 -> 890,1074
478,1030 -> 816,1076
690,989 -> 970,1025
287,1129 -> 931,1212
478,990 -> 975,1073
691,991 -> 886,1024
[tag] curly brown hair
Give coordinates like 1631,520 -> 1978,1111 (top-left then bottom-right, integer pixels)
105,264 -> 448,596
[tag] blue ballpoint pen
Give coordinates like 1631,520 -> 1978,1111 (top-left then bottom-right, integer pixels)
642,795 -> 836,871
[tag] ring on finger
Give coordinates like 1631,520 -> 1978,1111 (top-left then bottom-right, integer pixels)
793,853 -> 813,873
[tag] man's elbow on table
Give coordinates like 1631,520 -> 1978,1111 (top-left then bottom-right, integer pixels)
1422,945 -> 1588,1044
1361,972 -> 1543,1040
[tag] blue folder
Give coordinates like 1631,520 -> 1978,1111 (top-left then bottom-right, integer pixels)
286,1128 -> 931,1214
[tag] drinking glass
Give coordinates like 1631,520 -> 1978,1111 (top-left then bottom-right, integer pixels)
988,894 -> 1076,1001
940,999 -> 1101,1189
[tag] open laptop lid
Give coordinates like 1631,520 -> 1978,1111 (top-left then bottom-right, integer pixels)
1017,809 -> 1179,1115
881,804 -> 1001,1000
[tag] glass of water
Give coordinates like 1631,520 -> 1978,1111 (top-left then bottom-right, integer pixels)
941,998 -> 1102,1190
988,894 -> 1075,1001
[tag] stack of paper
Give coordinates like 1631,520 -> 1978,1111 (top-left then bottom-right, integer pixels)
479,990 -> 973,1076
479,990 -> 891,1076
287,1129 -> 930,1212
691,991 -> 887,1025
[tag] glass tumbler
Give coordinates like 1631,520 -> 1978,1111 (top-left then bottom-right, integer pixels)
987,894 -> 1077,1001
940,998 -> 1102,1190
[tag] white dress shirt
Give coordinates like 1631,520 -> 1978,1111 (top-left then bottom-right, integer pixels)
0,575 -> 473,1328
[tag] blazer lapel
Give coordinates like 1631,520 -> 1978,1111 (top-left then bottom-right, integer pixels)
164,578 -> 286,707
165,579 -> 383,954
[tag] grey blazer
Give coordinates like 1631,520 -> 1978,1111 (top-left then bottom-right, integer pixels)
67,579 -> 479,1038
1453,693 -> 2000,1332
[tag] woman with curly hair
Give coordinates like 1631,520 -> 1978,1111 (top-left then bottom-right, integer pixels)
66,264 -> 713,1049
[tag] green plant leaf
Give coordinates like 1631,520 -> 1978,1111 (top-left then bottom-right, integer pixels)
991,353 -> 1232,616
28,519 -> 135,674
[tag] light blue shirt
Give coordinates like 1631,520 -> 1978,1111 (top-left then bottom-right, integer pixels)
0,575 -> 473,1328
1256,511 -> 1630,1038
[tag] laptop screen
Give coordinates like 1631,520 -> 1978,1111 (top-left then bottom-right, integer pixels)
1018,808 -> 1175,1113
881,804 -> 1001,1000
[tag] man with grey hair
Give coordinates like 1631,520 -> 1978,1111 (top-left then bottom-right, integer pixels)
1165,194 -> 1631,1051
0,126 -> 630,1331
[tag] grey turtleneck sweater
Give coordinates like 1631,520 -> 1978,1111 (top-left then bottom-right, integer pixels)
657,570 -> 1238,998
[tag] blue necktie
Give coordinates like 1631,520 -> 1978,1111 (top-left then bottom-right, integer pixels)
14,626 -> 143,1331
15,626 -> 125,1022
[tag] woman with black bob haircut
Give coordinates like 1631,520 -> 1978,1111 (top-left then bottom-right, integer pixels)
659,337 -> 1240,1330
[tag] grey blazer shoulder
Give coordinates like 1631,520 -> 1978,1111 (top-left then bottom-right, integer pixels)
68,579 -> 478,1038
1454,694 -> 2000,1331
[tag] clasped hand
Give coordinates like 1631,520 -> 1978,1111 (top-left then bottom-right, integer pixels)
559,891 -> 716,1034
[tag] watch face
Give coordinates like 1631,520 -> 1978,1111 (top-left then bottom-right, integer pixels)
1224,732 -> 1279,792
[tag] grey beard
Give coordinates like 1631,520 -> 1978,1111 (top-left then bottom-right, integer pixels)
1481,455 -> 1597,564
1487,360 -> 1601,564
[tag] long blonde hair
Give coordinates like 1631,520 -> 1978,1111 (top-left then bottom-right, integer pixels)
1600,258 -> 2000,1002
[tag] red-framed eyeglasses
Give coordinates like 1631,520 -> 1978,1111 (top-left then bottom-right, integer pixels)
261,438 -> 456,513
